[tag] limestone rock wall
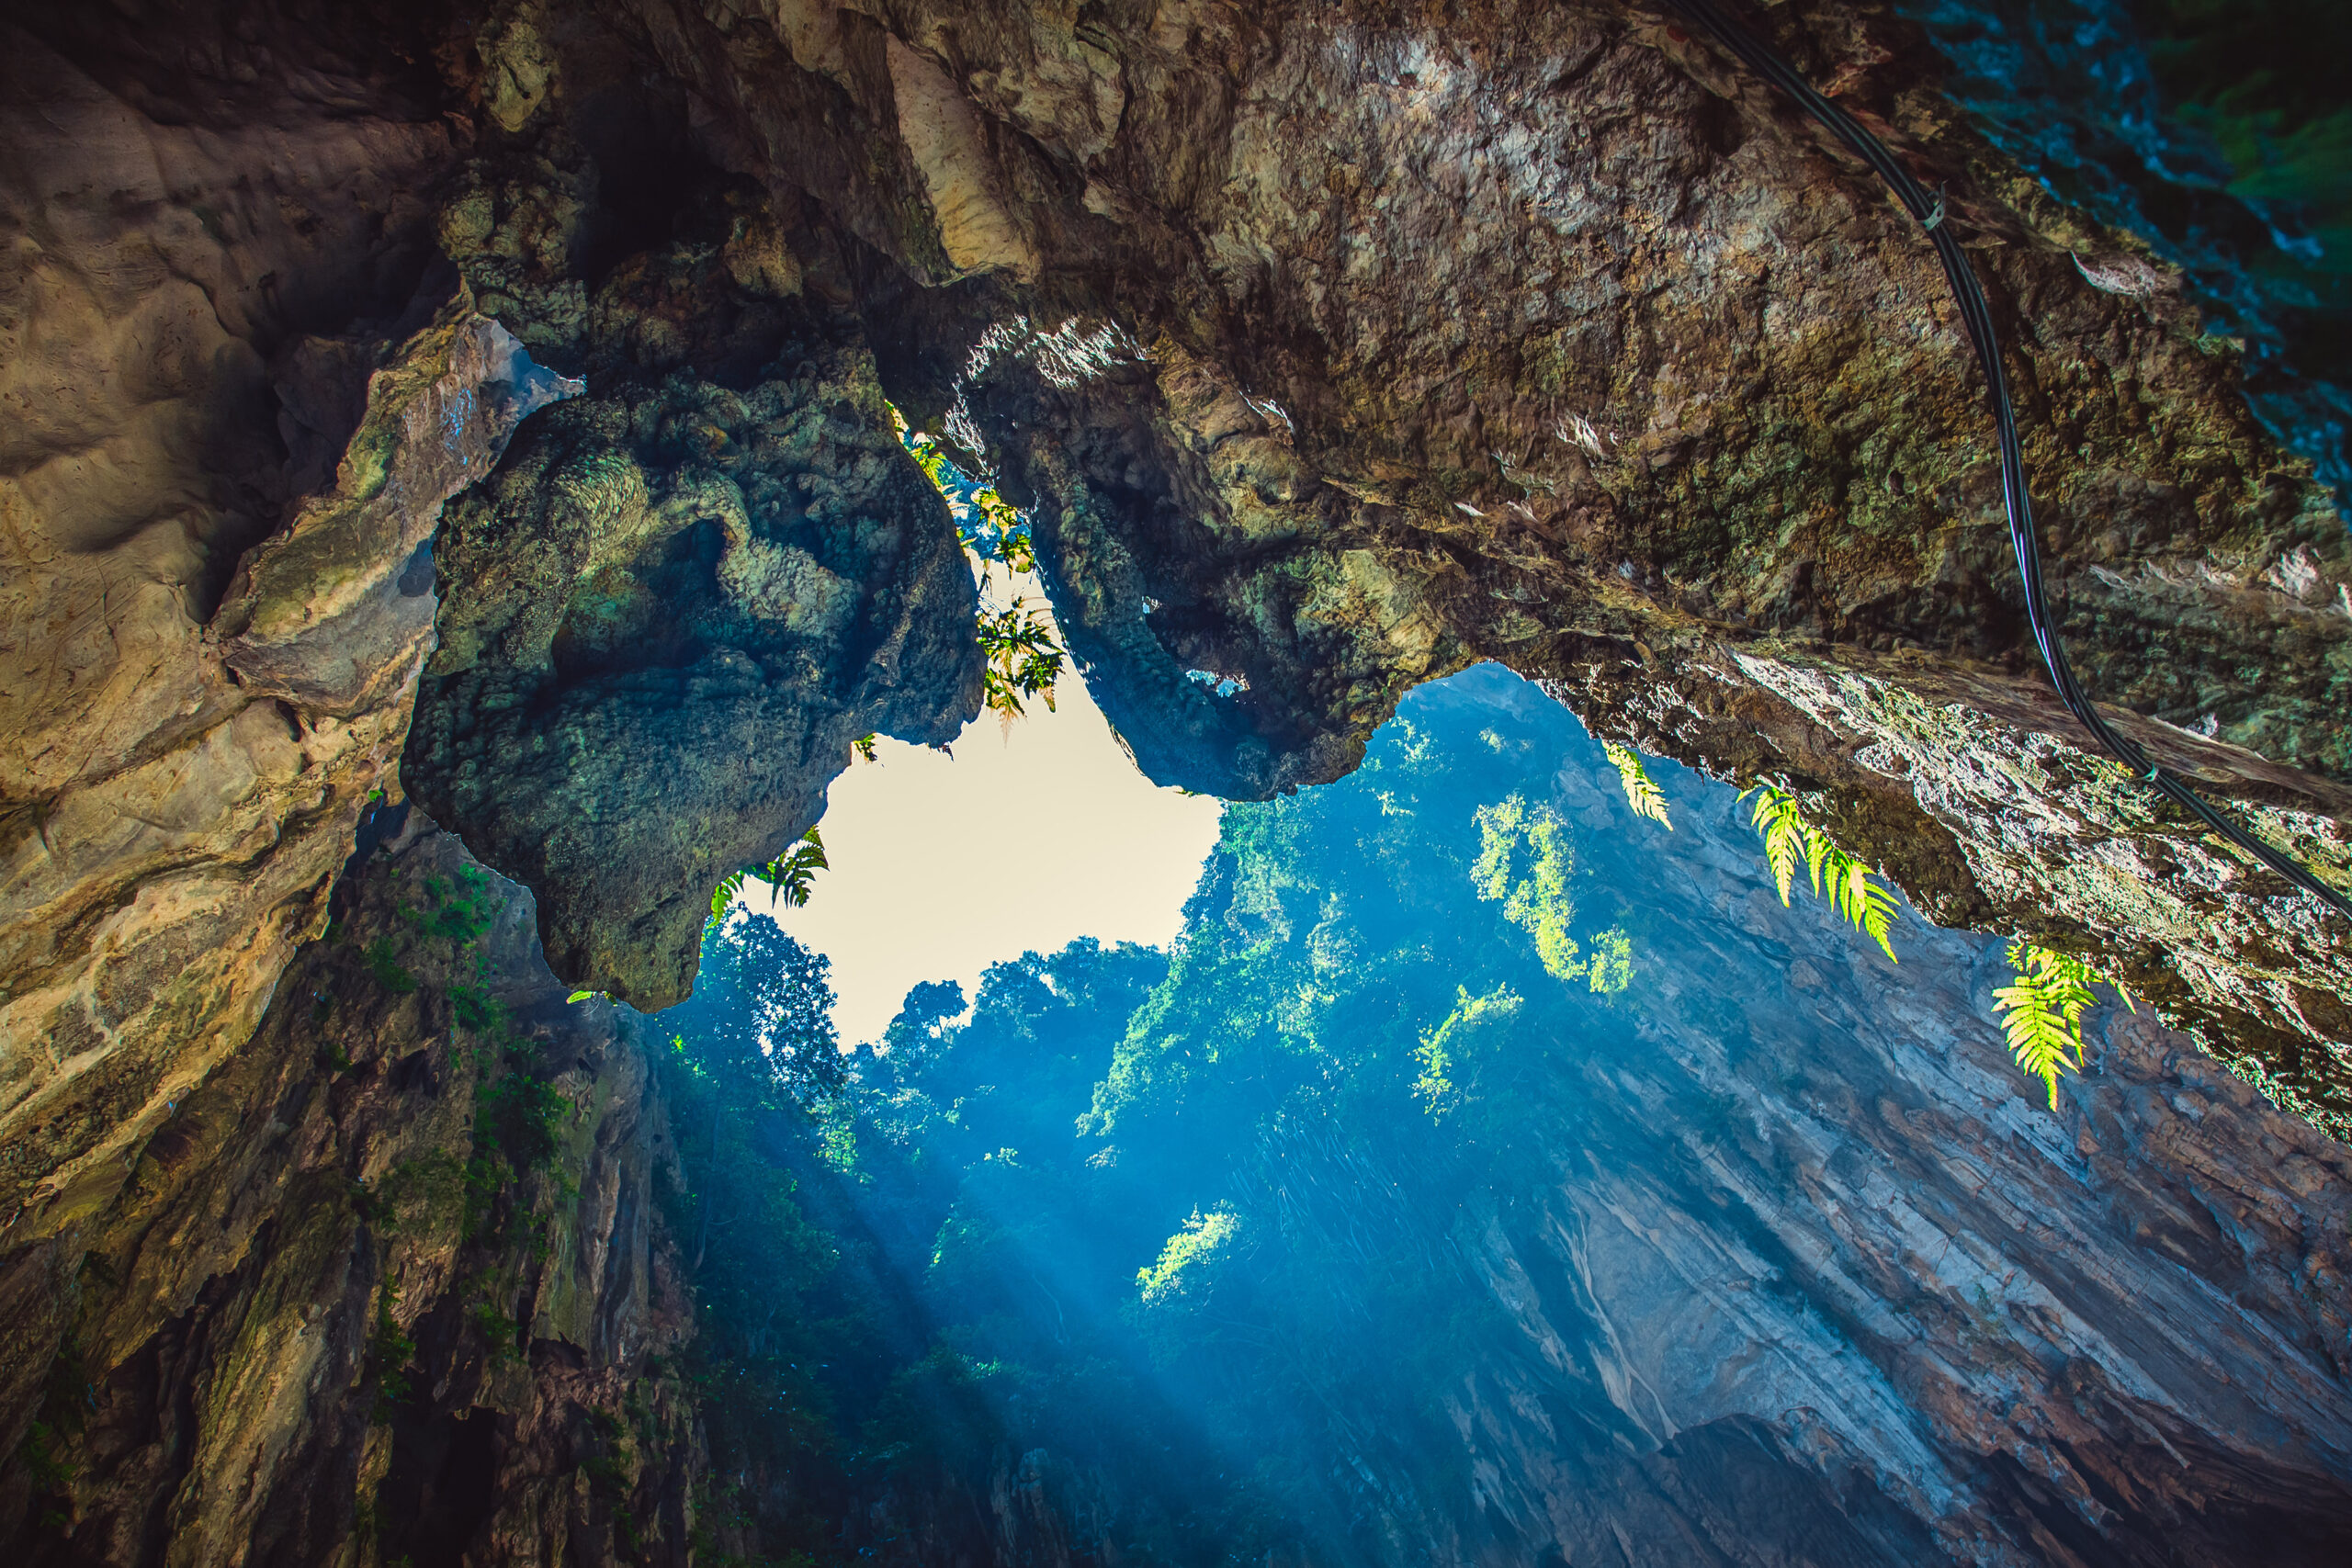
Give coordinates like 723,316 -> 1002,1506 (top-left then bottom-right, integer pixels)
0,135 -> 571,1265
424,0 -> 2352,1112
1235,673 -> 2352,1566
0,814 -> 697,1567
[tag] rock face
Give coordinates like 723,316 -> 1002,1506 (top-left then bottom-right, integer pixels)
0,813 -> 697,1566
405,352 -> 979,1010
396,0 -> 2352,1111
8,0 -> 2344,1117
816,0 -> 2352,1117
1227,672 -> 2352,1567
382,32 -> 985,1008
0,244 -> 572,1246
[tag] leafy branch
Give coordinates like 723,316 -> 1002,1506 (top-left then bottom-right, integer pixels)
1602,741 -> 1671,830
1740,784 -> 1899,962
978,598 -> 1066,722
1472,795 -> 1635,991
708,829 -> 829,931
1991,941 -> 2135,1111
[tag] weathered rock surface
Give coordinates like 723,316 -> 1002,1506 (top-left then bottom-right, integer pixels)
388,0 -> 2352,1111
1382,674 -> 2352,1567
379,51 -> 984,1007
0,0 -> 584,1271
0,813 -> 697,1566
0,264 -> 570,1238
12,0 -> 2341,1112
403,244 -> 980,1007
1059,671 -> 2352,1568
817,0 -> 2352,1118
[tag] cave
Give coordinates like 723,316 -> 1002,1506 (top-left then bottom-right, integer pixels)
2,0 -> 2349,1563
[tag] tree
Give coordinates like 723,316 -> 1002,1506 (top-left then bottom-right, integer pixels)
671,912 -> 842,1109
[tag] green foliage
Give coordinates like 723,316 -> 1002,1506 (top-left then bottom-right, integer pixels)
2140,0 -> 2352,272
1740,784 -> 1899,961
409,870 -> 495,944
891,403 -> 1036,570
887,401 -> 1069,727
1991,941 -> 2135,1111
364,935 -> 417,993
1135,1206 -> 1242,1308
370,1286 -> 418,1419
710,828 -> 830,931
1602,741 -> 1672,830
1584,927 -> 1634,995
978,597 -> 1066,722
1473,795 -> 1606,983
650,673 -> 1685,1563
1413,983 -> 1523,1115
670,914 -> 846,1108
17,1419 -> 74,1529
460,1030 -> 573,1244
469,1295 -> 527,1362
449,981 -> 500,1032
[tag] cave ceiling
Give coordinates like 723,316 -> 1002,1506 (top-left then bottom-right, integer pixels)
1,0 -> 2347,1247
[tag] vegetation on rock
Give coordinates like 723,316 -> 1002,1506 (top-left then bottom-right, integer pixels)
1742,783 -> 1903,963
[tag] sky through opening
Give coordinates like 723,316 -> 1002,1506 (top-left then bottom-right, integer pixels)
744,659 -> 1223,1044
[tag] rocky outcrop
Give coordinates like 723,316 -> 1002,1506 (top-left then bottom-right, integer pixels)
0,259 -> 571,1244
404,348 -> 980,1010
10,0 -> 2342,1118
822,0 -> 2352,1116
0,813 -> 696,1566
402,0 -> 2352,1107
1085,670 -> 2352,1567
402,148 -> 981,1006
1402,672 -> 2352,1567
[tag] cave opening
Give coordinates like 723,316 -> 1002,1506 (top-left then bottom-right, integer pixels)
3,0 -> 2351,1564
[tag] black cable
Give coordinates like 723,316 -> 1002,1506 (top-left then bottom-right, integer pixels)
1659,0 -> 2352,923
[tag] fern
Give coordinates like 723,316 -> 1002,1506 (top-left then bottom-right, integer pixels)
746,828 -> 829,909
1740,783 -> 1899,961
1602,741 -> 1672,830
1991,941 -> 2134,1111
1824,857 -> 1902,963
707,828 -> 830,931
1743,784 -> 1809,907
890,402 -> 1036,572
708,869 -> 748,930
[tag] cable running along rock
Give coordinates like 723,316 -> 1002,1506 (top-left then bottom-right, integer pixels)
1659,0 -> 2352,924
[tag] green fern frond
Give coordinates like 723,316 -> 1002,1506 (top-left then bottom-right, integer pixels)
1602,741 -> 1672,830
1740,784 -> 1899,959
1990,939 -> 2120,1111
707,828 -> 831,933
978,598 -> 1066,720
707,868 -> 749,931
745,827 -> 829,910
1742,784 -> 1806,906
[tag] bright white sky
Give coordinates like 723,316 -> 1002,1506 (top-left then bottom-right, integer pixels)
747,615 -> 1223,1044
